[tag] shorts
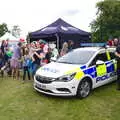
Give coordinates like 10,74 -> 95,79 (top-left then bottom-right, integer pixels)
10,58 -> 20,69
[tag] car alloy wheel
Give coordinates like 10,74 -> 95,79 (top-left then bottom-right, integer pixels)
77,79 -> 91,98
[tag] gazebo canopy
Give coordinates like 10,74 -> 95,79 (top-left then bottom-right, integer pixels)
30,18 -> 91,48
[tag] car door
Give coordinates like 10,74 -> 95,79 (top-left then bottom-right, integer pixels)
107,51 -> 117,81
89,50 -> 109,88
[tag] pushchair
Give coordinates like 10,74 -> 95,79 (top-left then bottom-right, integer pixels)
0,52 -> 12,77
0,59 -> 12,77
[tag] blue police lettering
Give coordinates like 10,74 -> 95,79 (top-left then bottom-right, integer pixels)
109,72 -> 117,77
96,75 -> 109,83
41,67 -> 59,73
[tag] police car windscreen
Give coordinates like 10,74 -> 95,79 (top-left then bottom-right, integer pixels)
57,50 -> 95,64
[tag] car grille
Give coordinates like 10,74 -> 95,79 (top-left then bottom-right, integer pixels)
35,85 -> 53,93
35,75 -> 55,84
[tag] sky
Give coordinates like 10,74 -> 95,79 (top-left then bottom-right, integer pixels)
0,0 -> 101,38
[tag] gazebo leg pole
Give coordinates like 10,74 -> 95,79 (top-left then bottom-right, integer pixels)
56,33 -> 59,50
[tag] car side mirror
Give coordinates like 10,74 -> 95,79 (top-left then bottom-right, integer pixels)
96,60 -> 104,66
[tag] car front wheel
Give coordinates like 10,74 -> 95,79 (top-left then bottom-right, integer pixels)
77,79 -> 91,99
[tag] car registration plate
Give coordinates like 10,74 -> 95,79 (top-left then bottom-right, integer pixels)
37,83 -> 46,89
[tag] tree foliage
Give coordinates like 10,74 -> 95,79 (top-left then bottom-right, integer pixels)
90,0 -> 120,42
0,23 -> 9,37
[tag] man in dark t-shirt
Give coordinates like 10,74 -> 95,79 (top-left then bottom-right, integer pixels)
115,44 -> 120,90
33,50 -> 42,65
32,49 -> 43,77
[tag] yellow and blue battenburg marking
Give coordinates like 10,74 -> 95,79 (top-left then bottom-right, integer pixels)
77,60 -> 117,83
83,66 -> 96,78
65,67 -> 85,80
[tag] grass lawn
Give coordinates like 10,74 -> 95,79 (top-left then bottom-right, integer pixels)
0,76 -> 120,120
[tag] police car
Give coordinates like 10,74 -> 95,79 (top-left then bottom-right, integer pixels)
34,47 -> 117,98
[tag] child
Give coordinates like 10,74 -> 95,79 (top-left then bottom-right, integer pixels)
22,49 -> 31,81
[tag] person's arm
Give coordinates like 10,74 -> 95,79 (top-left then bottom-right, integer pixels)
115,52 -> 120,57
32,55 -> 35,62
34,52 -> 44,59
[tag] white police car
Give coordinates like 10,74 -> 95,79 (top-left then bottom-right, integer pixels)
34,47 -> 117,98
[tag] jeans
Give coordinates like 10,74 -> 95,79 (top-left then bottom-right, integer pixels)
23,66 -> 30,80
31,63 -> 39,78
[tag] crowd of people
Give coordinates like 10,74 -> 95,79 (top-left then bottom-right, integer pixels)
107,38 -> 120,47
0,39 -> 74,81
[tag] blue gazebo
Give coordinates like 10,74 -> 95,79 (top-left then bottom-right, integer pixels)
30,18 -> 91,49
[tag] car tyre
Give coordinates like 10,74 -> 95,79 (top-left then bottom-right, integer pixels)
77,79 -> 92,99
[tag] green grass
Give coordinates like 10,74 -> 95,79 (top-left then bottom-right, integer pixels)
0,77 -> 120,120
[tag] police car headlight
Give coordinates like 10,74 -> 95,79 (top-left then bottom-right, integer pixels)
56,73 -> 76,82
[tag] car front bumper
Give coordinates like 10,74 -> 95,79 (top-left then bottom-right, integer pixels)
34,78 -> 79,96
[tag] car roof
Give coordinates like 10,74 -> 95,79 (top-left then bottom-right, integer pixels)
73,47 -> 116,52
73,47 -> 101,52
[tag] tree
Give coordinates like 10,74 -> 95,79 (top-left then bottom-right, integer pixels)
90,0 -> 120,42
11,25 -> 21,38
0,23 -> 9,37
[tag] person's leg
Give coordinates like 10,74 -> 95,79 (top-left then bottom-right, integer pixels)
11,59 -> 18,79
23,67 -> 26,81
11,68 -> 14,78
32,63 -> 37,78
8,67 -> 12,77
8,60 -> 12,77
117,74 -> 120,90
117,66 -> 120,90
26,67 -> 31,80
16,60 -> 21,80
12,68 -> 16,79
1,70 -> 4,78
16,68 -> 20,80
